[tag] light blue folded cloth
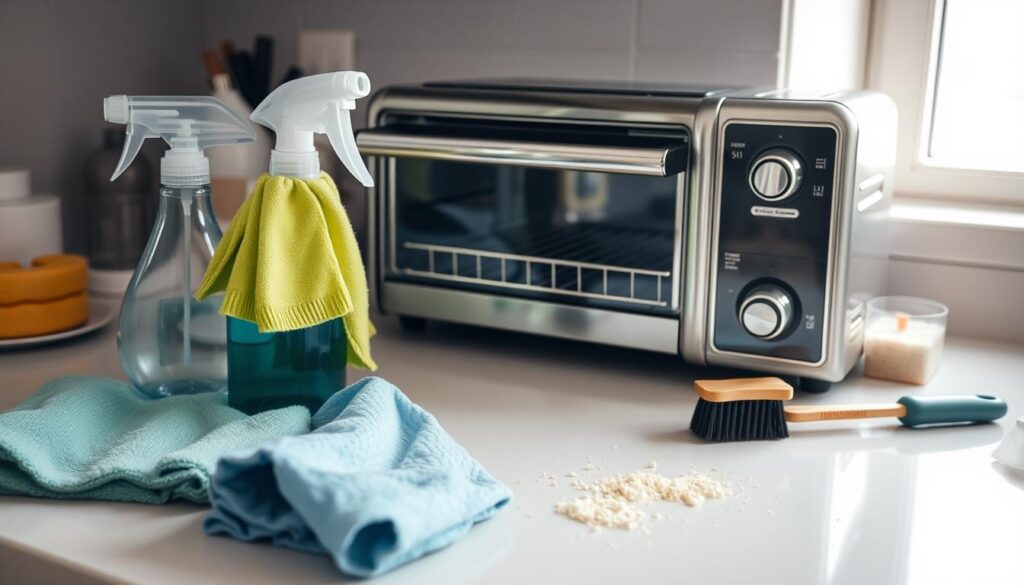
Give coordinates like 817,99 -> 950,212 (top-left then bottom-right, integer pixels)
0,376 -> 311,504
204,376 -> 512,577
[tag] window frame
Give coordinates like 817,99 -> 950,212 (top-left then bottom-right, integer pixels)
867,0 -> 1024,205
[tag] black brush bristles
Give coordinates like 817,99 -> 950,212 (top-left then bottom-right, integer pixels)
689,398 -> 789,442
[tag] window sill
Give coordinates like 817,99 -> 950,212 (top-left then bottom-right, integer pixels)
887,196 -> 1024,343
890,197 -> 1024,271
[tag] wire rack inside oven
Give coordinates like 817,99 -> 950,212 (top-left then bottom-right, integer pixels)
398,223 -> 675,308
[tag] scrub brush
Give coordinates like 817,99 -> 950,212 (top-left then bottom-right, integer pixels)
689,377 -> 1008,442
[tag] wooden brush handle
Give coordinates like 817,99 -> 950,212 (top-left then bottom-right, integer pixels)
784,403 -> 906,423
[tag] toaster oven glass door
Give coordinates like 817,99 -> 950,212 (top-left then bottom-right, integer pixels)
360,117 -> 688,315
385,158 -> 682,316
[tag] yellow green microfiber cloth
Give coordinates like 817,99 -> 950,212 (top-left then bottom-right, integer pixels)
195,172 -> 376,371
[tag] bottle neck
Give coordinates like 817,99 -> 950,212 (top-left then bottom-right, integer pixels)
157,184 -> 221,240
161,150 -> 210,186
159,184 -> 210,198
269,149 -> 320,179
159,184 -> 214,213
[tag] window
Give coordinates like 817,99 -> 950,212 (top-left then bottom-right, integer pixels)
868,0 -> 1024,203
923,0 -> 1024,173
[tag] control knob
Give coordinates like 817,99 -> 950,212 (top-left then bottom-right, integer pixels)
749,149 -> 803,201
739,285 -> 795,340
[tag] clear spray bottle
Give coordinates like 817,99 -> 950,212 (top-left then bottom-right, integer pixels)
225,71 -> 374,413
104,96 -> 256,397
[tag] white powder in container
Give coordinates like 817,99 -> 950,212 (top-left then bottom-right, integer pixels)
864,315 -> 945,385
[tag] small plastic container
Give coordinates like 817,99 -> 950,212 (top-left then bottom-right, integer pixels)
863,296 -> 948,385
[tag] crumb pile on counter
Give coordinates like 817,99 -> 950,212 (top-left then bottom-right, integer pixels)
554,461 -> 732,530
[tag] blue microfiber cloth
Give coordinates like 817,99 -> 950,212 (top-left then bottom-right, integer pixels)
204,376 -> 512,577
0,376 -> 310,504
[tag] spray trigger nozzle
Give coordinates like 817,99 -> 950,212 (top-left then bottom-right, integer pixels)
250,71 -> 374,185
103,95 -> 256,186
321,101 -> 373,187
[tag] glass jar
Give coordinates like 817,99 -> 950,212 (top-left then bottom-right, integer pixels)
864,296 -> 948,385
83,128 -> 154,271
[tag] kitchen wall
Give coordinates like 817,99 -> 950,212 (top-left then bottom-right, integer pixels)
202,0 -> 785,235
0,0 -> 207,253
202,0 -> 784,100
0,0 -> 784,255
1,1 -> 1015,343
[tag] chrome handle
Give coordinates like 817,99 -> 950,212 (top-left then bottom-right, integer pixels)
356,130 -> 686,176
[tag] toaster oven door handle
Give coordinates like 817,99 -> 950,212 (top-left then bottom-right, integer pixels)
356,130 -> 686,177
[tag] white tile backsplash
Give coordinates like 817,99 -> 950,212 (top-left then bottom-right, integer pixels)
511,0 -> 634,50
203,0 -> 783,88
358,42 -> 511,91
635,48 -> 778,85
299,0 -> 525,55
636,0 -> 781,52
508,48 -> 633,80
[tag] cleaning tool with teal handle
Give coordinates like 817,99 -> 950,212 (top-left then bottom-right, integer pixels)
782,394 -> 1008,426
895,394 -> 1008,427
689,377 -> 1008,442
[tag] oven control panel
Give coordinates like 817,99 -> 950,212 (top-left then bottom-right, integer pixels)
712,122 -> 838,363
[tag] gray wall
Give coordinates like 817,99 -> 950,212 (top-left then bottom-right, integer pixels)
0,0 -> 207,253
203,0 -> 782,97
0,0 -> 783,254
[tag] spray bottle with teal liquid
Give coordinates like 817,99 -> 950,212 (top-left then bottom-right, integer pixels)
104,96 -> 256,397
196,72 -> 377,414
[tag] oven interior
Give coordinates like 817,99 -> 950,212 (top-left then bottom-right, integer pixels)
377,114 -> 689,317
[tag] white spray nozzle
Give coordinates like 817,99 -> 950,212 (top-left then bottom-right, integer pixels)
103,95 -> 257,186
104,95 -> 129,124
250,71 -> 374,186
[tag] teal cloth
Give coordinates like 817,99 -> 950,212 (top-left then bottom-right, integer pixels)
204,376 -> 511,577
0,376 -> 311,504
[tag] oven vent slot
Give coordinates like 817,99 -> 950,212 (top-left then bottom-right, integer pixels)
856,173 -> 885,212
400,241 -> 671,308
848,302 -> 865,343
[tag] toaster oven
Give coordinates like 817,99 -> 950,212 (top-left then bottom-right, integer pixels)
357,79 -> 896,390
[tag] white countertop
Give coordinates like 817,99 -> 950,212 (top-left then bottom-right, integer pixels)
1,313 -> 1023,585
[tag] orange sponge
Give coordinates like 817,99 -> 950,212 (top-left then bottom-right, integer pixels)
0,255 -> 88,304
0,254 -> 90,339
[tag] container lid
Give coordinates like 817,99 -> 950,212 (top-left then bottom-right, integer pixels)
0,168 -> 31,201
0,193 -> 59,209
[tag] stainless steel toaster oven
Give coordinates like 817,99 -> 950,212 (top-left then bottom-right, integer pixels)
357,79 -> 896,390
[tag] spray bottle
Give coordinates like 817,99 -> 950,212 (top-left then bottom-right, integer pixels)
105,96 -> 256,397
225,71 -> 373,413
